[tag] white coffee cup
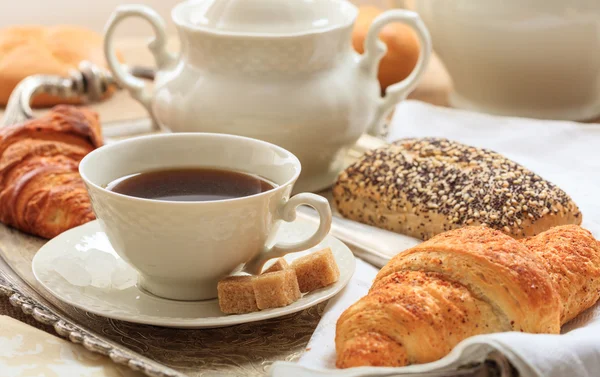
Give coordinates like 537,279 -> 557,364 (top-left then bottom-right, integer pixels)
79,133 -> 332,301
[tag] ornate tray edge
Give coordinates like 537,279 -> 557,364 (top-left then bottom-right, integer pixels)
0,256 -> 185,377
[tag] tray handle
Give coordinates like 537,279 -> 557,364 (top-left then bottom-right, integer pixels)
0,62 -> 155,128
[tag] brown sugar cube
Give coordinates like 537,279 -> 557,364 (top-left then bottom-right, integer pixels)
252,269 -> 301,310
261,258 -> 290,274
217,276 -> 258,314
291,248 -> 340,293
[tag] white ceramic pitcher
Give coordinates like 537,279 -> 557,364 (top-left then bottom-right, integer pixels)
104,0 -> 431,192
415,0 -> 600,121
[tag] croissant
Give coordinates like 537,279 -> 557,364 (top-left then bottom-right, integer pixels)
0,106 -> 103,238
521,226 -> 600,324
336,225 -> 600,368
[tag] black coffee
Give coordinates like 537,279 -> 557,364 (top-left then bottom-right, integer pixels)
106,168 -> 276,202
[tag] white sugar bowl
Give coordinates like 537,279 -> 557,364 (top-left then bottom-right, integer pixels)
104,0 -> 431,192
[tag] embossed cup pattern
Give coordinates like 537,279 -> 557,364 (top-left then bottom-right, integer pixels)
86,185 -> 276,300
80,133 -> 331,301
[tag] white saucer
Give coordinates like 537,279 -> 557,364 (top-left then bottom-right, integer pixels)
32,219 -> 355,328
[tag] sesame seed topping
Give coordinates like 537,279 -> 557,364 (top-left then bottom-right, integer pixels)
335,138 -> 578,239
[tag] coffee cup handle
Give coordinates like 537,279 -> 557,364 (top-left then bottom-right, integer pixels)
243,193 -> 332,275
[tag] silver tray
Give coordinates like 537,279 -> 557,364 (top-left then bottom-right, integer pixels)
0,63 -> 516,377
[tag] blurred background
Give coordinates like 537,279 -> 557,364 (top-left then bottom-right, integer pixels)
1,0 -> 181,35
1,0 -> 409,35
1,0 -> 598,121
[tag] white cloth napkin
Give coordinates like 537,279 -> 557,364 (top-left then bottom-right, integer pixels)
270,100 -> 600,377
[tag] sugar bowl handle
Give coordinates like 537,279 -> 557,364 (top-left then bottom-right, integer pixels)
360,10 -> 432,137
104,5 -> 176,129
243,194 -> 332,275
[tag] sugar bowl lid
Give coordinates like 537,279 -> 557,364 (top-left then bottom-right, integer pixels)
172,0 -> 357,36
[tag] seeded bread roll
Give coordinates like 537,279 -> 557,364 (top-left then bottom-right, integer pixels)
333,138 -> 582,240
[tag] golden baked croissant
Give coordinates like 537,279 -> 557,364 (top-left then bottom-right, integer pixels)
336,225 -> 600,368
521,226 -> 600,324
0,106 -> 103,238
